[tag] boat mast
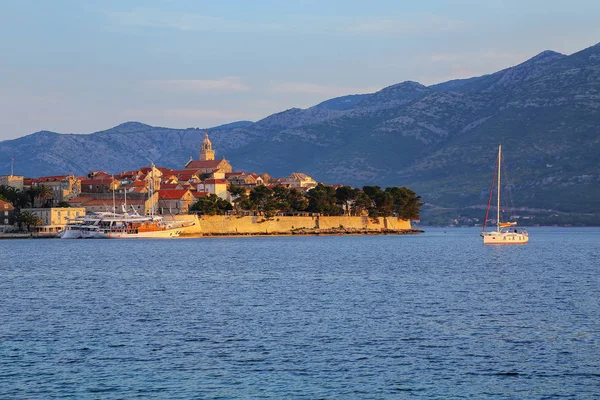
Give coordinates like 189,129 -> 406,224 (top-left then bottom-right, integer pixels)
497,145 -> 501,232
112,175 -> 116,214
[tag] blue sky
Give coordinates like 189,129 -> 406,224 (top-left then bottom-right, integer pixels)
1,0 -> 599,140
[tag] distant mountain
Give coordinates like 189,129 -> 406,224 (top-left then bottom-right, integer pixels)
2,43 -> 600,216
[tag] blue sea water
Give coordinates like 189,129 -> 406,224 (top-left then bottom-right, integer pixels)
1,227 -> 599,399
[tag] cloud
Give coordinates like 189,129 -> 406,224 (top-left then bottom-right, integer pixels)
144,77 -> 250,93
105,8 -> 223,31
105,8 -> 465,36
337,15 -> 465,35
269,82 -> 380,96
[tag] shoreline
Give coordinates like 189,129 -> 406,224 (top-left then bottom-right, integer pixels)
0,229 -> 424,239
180,228 -> 424,238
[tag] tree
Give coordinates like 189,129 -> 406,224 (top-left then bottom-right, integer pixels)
0,185 -> 23,208
249,185 -> 274,213
288,188 -> 308,212
25,186 -> 40,207
385,186 -> 423,219
362,186 -> 393,217
37,184 -> 54,207
228,184 -> 248,214
189,194 -> 232,215
351,189 -> 372,216
335,186 -> 356,216
306,183 -> 342,215
57,201 -> 71,208
17,211 -> 42,232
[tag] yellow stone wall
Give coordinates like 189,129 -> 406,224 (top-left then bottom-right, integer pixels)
168,215 -> 411,235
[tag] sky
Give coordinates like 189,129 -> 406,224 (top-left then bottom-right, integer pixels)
1,0 -> 599,141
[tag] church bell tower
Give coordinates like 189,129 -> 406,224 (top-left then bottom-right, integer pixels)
199,131 -> 215,161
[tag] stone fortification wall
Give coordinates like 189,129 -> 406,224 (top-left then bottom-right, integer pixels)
167,215 -> 411,235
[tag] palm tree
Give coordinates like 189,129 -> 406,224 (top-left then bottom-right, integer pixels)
37,184 -> 54,207
25,186 -> 40,207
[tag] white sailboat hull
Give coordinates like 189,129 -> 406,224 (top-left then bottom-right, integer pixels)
482,231 -> 529,244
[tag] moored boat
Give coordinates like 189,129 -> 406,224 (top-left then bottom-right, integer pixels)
481,145 -> 529,245
60,212 -> 185,239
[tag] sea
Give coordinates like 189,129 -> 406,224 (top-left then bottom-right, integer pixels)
1,227 -> 599,399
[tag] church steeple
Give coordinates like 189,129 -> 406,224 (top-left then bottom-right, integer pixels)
199,130 -> 215,161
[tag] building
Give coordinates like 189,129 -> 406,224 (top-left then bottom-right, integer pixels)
282,173 -> 318,189
35,175 -> 81,203
184,132 -> 232,173
81,176 -> 120,194
0,174 -> 24,191
0,199 -> 16,231
226,172 -> 264,188
157,189 -> 195,215
67,192 -> 158,216
197,178 -> 229,200
21,207 -> 85,235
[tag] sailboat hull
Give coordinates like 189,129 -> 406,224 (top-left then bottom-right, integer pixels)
482,231 -> 529,244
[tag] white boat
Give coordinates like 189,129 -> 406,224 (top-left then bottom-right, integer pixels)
59,211 -> 185,239
60,164 -> 190,239
481,145 -> 529,245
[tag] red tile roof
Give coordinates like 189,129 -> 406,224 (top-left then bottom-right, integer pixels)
203,179 -> 228,184
192,191 -> 210,198
185,159 -> 227,169
84,199 -> 146,205
0,199 -> 15,210
160,184 -> 180,190
225,171 -> 245,177
37,175 -> 70,182
81,178 -> 117,185
158,190 -> 191,200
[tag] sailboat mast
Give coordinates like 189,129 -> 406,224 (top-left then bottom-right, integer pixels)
497,145 -> 501,232
112,175 -> 116,214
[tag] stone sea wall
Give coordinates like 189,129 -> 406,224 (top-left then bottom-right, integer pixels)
167,215 -> 412,236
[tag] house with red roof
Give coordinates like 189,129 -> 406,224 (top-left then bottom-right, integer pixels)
197,178 -> 229,200
0,199 -> 16,230
157,189 -> 195,214
81,177 -> 119,193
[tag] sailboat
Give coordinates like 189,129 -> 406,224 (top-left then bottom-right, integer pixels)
481,145 -> 529,244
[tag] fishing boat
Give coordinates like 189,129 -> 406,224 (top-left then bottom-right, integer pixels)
481,145 -> 529,244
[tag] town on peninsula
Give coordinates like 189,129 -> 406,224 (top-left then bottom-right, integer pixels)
0,132 -> 423,237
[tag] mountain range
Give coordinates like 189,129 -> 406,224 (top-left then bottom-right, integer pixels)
1,43 -> 599,217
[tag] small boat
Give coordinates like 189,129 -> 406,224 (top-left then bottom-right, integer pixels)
481,145 -> 529,245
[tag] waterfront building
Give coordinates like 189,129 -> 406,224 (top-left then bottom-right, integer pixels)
21,207 -> 85,235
